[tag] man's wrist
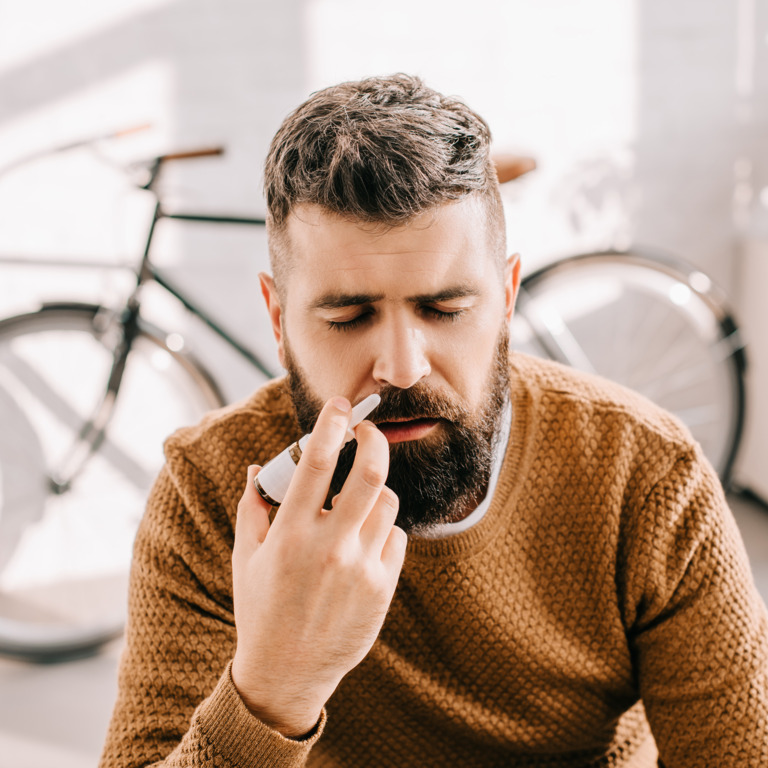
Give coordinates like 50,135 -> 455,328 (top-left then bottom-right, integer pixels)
231,658 -> 323,739
245,704 -> 323,741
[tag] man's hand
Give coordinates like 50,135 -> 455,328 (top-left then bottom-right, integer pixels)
231,396 -> 407,738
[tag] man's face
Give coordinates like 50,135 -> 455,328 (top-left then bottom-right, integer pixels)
261,197 -> 520,532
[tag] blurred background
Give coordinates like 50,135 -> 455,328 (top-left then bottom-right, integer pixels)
0,0 -> 767,764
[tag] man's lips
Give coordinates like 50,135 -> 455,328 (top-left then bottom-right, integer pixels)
374,418 -> 441,443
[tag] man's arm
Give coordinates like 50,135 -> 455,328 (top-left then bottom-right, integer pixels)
99,397 -> 406,766
99,460 -> 327,768
621,450 -> 768,765
231,398 -> 407,737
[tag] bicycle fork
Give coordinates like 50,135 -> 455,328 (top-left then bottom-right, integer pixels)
48,305 -> 140,495
49,200 -> 161,494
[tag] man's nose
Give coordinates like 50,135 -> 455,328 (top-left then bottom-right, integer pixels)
372,320 -> 431,390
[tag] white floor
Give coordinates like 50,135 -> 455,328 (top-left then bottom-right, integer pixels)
1,492 -> 767,768
0,636 -> 122,768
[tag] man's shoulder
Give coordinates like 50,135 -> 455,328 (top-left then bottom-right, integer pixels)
163,376 -> 301,478
506,353 -> 719,531
509,351 -> 695,453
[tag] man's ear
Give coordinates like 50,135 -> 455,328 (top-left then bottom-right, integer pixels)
504,253 -> 522,323
259,273 -> 286,368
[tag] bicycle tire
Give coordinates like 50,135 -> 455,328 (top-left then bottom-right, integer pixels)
0,302 -> 225,660
510,250 -> 746,485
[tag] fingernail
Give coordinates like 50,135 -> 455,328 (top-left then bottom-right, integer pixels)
330,396 -> 351,413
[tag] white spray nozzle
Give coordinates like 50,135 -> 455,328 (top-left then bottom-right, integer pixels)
348,392 -> 381,435
255,393 -> 381,508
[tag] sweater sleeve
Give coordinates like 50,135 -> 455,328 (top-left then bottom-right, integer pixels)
98,458 -> 325,768
619,450 -> 768,766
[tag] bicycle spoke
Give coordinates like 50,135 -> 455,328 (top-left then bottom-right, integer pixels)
0,305 -> 223,658
1,348 -> 152,490
518,254 -> 744,483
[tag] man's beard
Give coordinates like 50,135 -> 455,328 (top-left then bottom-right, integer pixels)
283,327 -> 510,535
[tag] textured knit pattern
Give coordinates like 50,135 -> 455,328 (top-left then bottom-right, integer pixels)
99,353 -> 768,767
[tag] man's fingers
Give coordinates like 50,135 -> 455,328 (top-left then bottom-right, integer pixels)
331,420 -> 390,530
235,465 -> 272,553
359,485 -> 400,554
280,397 -> 352,521
380,524 -> 408,575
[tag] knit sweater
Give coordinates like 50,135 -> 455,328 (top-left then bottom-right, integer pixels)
99,352 -> 768,767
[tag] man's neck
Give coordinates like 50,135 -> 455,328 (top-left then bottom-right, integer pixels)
445,485 -> 490,524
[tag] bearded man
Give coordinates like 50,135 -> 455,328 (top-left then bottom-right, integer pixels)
100,75 -> 768,767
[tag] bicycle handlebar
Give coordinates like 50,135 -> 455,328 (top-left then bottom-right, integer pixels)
137,146 -> 226,191
111,124 -> 152,138
48,124 -> 153,154
156,147 -> 225,163
0,124 -> 154,179
0,125 -> 225,183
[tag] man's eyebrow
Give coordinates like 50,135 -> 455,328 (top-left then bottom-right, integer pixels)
310,292 -> 385,310
309,285 -> 481,311
407,286 -> 481,304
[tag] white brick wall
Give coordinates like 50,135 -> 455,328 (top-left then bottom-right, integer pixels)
0,0 -> 766,469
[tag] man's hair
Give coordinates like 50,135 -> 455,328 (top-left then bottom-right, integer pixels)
263,73 -> 505,289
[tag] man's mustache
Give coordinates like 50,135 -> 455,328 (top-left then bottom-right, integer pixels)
369,384 -> 467,424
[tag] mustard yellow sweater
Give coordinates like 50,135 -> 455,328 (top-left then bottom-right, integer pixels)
100,353 -> 768,767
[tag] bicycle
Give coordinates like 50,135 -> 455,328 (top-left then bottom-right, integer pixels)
0,133 -> 276,661
494,155 -> 747,484
0,139 -> 747,661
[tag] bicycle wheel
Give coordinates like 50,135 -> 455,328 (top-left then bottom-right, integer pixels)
0,303 -> 225,660
510,251 -> 746,485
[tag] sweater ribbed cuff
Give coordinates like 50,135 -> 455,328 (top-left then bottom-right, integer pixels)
194,661 -> 326,767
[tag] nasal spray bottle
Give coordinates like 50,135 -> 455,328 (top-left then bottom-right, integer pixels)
254,393 -> 381,508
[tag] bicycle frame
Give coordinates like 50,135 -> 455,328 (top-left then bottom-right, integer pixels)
0,137 -> 277,382
0,145 -> 278,491
136,201 -> 274,379
43,200 -> 276,491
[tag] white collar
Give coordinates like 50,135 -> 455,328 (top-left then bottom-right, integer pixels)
414,399 -> 512,539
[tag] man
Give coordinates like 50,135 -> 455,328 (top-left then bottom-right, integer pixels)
100,74 -> 768,767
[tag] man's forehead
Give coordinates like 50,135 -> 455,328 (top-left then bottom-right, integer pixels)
283,199 -> 492,276
289,197 -> 486,242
